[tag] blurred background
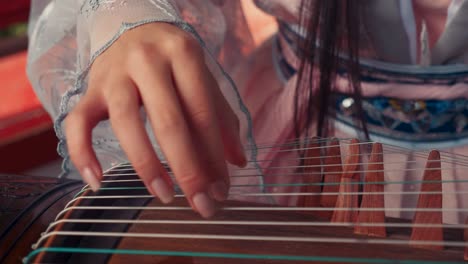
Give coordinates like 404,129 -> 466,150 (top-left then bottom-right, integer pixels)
0,1 -> 61,178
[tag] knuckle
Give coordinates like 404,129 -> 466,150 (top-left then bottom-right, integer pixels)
154,110 -> 184,135
107,94 -> 135,121
167,33 -> 202,57
190,108 -> 214,130
176,169 -> 203,189
128,42 -> 158,65
109,107 -> 129,122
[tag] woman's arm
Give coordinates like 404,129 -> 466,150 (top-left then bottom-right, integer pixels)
27,0 -> 255,218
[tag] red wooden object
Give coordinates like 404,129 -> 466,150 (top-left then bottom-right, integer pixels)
331,139 -> 360,223
410,150 -> 444,250
297,138 -> 322,207
354,143 -> 387,237
320,138 -> 343,212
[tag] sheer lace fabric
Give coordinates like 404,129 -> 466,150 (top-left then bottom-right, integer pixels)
27,0 -> 263,183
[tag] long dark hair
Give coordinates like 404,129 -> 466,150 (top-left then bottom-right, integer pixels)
295,0 -> 369,140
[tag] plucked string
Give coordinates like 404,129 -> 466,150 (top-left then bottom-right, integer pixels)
25,137 -> 468,263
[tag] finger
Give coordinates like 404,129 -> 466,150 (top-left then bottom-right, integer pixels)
106,78 -> 174,204
130,57 -> 216,218
65,90 -> 106,192
207,71 -> 247,167
171,55 -> 234,201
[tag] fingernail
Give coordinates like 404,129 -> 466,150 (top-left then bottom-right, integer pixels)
192,192 -> 216,218
151,177 -> 174,204
210,180 -> 229,202
82,167 -> 100,192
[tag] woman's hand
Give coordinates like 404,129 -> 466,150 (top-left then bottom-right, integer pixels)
65,23 -> 247,218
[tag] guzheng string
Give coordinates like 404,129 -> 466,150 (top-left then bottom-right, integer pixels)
24,138 -> 468,263
24,248 -> 464,264
31,231 -> 466,249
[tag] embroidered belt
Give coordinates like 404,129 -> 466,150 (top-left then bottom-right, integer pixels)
273,22 -> 468,146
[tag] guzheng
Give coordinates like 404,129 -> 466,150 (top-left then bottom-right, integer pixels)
2,138 -> 468,263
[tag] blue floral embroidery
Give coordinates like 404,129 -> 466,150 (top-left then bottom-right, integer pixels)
335,94 -> 468,142
275,22 -> 468,143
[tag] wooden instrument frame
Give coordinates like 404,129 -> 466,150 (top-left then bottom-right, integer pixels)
3,139 -> 466,263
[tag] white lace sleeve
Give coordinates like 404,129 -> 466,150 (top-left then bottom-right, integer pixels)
27,0 -> 185,119
27,0 -> 263,190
